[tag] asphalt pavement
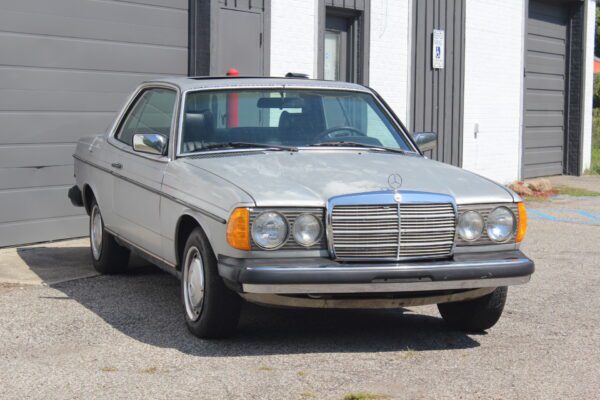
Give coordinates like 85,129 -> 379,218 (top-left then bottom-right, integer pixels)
1,194 -> 599,399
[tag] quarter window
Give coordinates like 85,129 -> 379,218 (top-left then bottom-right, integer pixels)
116,88 -> 176,147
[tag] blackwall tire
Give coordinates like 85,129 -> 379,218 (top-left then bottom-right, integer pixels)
181,227 -> 241,339
437,286 -> 508,332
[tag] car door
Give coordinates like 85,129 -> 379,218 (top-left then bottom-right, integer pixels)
108,87 -> 178,254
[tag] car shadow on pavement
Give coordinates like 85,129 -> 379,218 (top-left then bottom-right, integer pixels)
17,248 -> 481,356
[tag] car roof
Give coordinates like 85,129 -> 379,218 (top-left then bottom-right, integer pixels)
145,76 -> 372,93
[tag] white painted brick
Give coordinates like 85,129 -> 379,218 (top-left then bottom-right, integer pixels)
582,0 -> 596,172
461,0 -> 525,183
369,0 -> 411,121
269,0 -> 317,78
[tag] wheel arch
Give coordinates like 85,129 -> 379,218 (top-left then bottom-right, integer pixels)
174,213 -> 213,270
82,183 -> 96,215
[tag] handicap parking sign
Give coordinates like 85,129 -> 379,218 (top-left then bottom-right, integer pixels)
432,29 -> 445,69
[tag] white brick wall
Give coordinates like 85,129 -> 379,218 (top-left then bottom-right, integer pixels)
369,0 -> 411,121
582,0 -> 596,172
269,0 -> 317,78
461,0 -> 525,183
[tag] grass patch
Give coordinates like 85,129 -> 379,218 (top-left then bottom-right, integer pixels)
300,390 -> 317,399
141,367 -> 158,374
342,393 -> 390,400
399,347 -> 417,360
555,185 -> 600,197
257,365 -> 273,372
589,109 -> 600,174
100,367 -> 117,372
589,148 -> 600,175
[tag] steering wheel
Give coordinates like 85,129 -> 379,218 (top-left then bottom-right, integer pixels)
315,126 -> 366,142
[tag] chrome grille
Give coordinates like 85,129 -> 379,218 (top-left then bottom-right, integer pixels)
331,203 -> 456,260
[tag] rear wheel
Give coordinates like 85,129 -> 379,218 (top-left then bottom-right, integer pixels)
89,198 -> 129,274
437,287 -> 508,332
181,227 -> 241,339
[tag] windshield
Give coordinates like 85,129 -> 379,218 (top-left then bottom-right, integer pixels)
179,89 -> 413,154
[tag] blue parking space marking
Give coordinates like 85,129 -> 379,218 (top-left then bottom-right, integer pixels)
570,210 -> 600,221
528,209 -> 600,226
528,209 -> 557,221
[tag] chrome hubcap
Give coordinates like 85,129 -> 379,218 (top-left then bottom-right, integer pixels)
183,246 -> 205,321
91,206 -> 103,260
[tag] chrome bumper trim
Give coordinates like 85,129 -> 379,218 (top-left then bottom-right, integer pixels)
242,275 -> 530,294
241,287 -> 497,309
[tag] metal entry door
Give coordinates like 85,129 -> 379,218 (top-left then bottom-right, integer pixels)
410,0 -> 465,166
215,6 -> 265,75
522,0 -> 569,178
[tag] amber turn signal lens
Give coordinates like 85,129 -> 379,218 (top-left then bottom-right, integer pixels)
516,202 -> 527,243
227,208 -> 251,250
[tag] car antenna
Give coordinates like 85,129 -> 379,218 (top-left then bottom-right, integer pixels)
285,72 -> 309,79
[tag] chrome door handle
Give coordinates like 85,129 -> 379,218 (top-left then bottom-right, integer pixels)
111,162 -> 122,169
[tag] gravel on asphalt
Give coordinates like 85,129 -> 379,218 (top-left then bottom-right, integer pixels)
1,196 -> 599,399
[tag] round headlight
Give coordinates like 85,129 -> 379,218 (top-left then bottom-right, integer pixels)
251,211 -> 288,249
457,211 -> 484,241
486,207 -> 515,242
293,214 -> 322,247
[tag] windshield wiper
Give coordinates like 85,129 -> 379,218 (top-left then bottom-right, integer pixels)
199,142 -> 298,152
307,141 -> 405,154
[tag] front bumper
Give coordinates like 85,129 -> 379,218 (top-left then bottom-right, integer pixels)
218,251 -> 534,294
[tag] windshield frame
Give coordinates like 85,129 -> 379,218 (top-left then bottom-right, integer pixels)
175,86 -> 420,158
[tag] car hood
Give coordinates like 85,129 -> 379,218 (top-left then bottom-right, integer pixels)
182,150 -> 515,206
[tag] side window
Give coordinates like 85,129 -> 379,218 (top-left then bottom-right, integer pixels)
116,88 -> 177,147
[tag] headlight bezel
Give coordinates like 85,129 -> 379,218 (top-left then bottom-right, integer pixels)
455,203 -> 520,246
245,208 -> 326,251
250,211 -> 290,250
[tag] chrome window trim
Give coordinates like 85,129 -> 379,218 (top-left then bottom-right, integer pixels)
107,82 -> 182,163
326,190 -> 458,261
175,86 -> 420,158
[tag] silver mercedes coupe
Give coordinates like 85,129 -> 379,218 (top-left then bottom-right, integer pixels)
69,76 -> 533,338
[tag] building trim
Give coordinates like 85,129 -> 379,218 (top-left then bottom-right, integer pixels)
565,1 -> 585,175
317,0 -> 370,84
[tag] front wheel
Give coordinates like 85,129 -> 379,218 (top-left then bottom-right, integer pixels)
89,198 -> 130,274
437,287 -> 508,332
181,227 -> 241,339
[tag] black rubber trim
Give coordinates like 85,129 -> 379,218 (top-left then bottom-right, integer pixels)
73,154 -> 226,224
218,251 -> 534,286
68,185 -> 84,207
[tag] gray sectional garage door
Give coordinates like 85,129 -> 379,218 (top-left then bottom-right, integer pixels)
523,0 -> 568,178
0,0 -> 188,247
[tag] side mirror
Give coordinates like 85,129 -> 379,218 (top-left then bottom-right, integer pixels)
412,131 -> 437,152
133,133 -> 167,155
